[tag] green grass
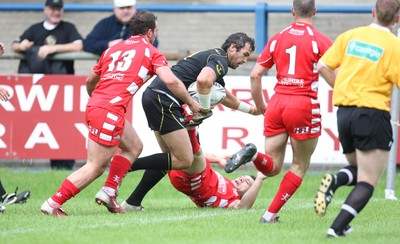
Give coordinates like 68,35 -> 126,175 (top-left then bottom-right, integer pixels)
1,166 -> 399,244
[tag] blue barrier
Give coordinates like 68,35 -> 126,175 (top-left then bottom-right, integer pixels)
0,3 -> 373,53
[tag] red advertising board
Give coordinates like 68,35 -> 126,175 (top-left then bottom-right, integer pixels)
0,75 -> 88,159
0,74 -> 131,160
0,74 -> 399,164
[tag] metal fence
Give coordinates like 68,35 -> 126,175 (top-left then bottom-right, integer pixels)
0,3 -> 373,54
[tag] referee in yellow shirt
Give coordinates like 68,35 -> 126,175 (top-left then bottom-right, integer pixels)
315,0 -> 400,238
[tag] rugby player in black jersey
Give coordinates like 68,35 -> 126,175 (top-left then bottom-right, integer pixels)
119,32 -> 263,211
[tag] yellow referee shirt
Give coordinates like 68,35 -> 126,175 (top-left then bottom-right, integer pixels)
320,24 -> 400,112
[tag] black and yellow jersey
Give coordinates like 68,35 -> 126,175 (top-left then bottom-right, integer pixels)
148,48 -> 228,104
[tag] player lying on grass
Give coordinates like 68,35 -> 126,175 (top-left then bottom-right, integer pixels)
121,127 -> 267,210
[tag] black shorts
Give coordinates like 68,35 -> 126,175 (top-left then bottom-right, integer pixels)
337,106 -> 393,153
142,88 -> 186,135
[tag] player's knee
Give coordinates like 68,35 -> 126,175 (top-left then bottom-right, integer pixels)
266,167 -> 281,177
97,165 -> 108,175
122,141 -> 143,160
133,141 -> 143,157
172,154 -> 194,169
288,163 -> 308,178
85,161 -> 108,178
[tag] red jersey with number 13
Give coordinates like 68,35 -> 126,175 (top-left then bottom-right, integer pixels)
87,35 -> 168,114
257,22 -> 332,99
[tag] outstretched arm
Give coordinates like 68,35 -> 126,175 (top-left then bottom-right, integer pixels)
250,63 -> 269,115
229,171 -> 267,209
222,89 -> 261,115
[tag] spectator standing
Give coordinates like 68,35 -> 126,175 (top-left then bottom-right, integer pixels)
84,0 -> 158,56
11,0 -> 83,170
249,0 -> 332,223
315,0 -> 400,237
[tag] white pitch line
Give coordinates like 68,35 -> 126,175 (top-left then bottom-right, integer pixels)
1,209 -> 257,235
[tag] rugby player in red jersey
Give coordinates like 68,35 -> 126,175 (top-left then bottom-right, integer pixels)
40,10 -> 200,216
247,0 -> 333,223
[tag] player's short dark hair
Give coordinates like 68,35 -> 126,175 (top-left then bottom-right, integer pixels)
130,10 -> 157,36
376,0 -> 400,26
293,0 -> 315,18
221,32 -> 255,53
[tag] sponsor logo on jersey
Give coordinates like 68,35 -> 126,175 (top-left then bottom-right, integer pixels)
216,63 -> 223,75
101,72 -> 125,81
294,126 -> 309,134
125,40 -> 139,44
215,172 -> 227,195
88,125 -> 99,135
346,40 -> 383,62
278,77 -> 305,87
216,60 -> 226,76
289,28 -> 305,36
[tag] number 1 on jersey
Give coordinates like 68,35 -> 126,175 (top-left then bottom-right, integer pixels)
285,45 -> 297,75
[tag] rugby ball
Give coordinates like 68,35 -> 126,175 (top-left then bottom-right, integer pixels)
188,82 -> 226,107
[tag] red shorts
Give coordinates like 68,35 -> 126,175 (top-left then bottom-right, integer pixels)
85,106 -> 125,146
264,94 -> 321,140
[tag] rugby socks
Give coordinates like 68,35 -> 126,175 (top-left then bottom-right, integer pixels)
130,153 -> 172,171
50,179 -> 80,205
334,166 -> 357,190
104,155 -> 131,192
252,152 -> 274,175
187,128 -> 200,154
125,170 -> 167,206
263,171 -> 302,221
330,182 -> 374,234
0,180 -> 6,197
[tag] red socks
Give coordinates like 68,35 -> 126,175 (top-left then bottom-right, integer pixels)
104,155 -> 132,189
187,128 -> 200,154
267,171 -> 303,213
252,152 -> 274,175
51,179 -> 80,205
50,155 -> 131,206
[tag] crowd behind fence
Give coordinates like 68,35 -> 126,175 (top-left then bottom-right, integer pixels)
0,3 -> 373,54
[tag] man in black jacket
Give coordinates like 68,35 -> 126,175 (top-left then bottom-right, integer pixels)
84,0 -> 158,56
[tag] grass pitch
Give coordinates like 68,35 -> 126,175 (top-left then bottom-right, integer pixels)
1,166 -> 399,244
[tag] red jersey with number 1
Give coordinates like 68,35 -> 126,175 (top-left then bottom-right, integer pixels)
87,35 -> 168,114
257,22 -> 332,99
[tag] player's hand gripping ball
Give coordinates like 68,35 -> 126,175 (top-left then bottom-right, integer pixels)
188,82 -> 226,108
